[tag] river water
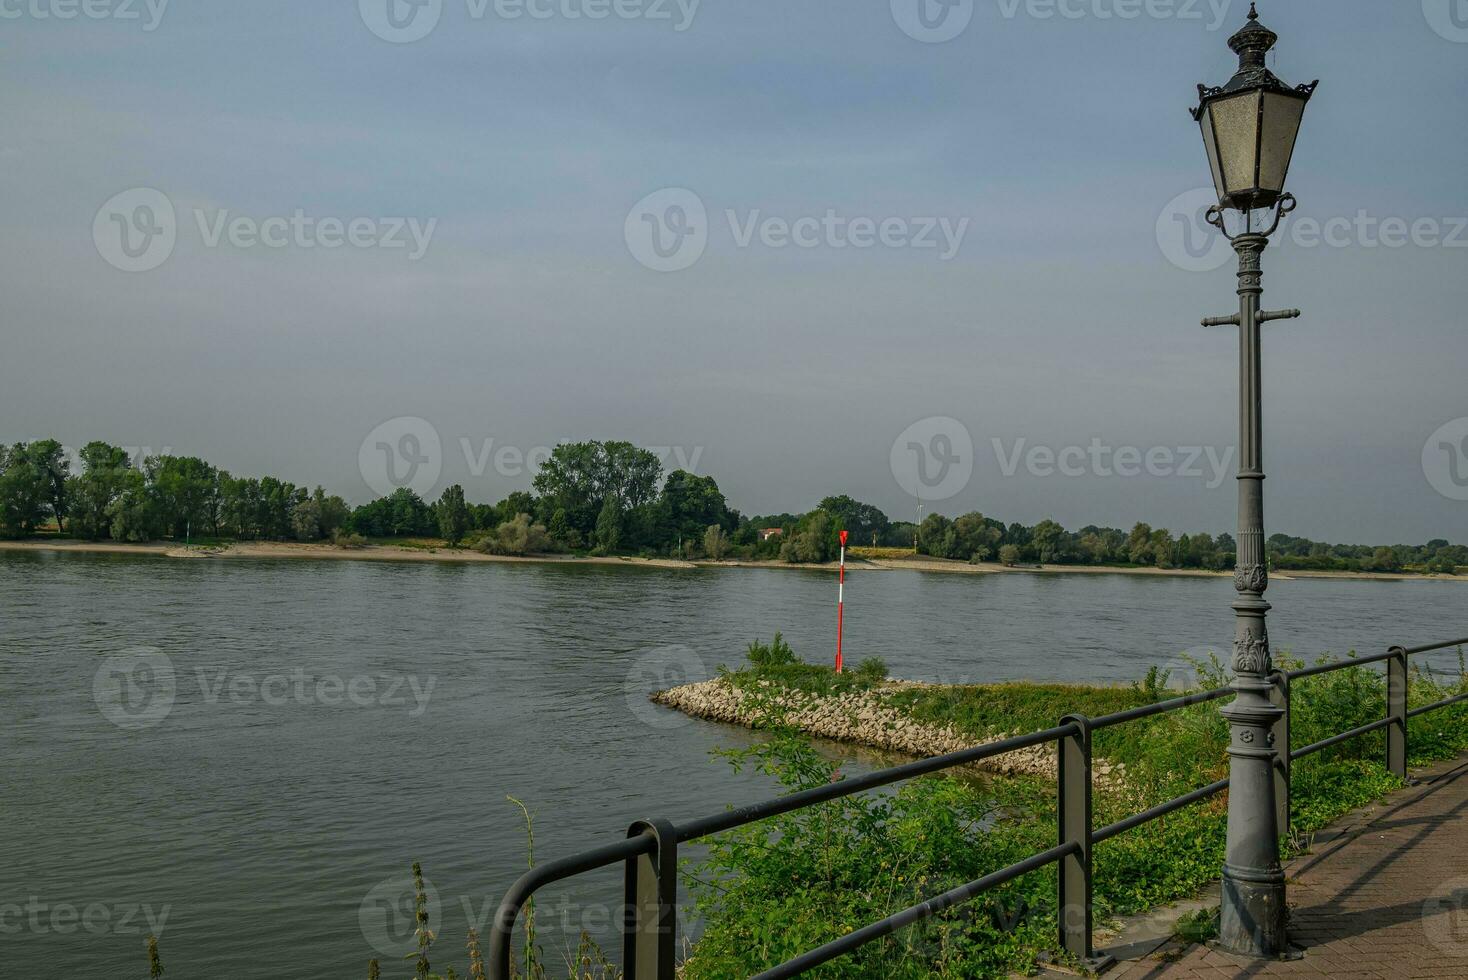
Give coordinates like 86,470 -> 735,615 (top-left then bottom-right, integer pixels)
1,550 -> 1462,977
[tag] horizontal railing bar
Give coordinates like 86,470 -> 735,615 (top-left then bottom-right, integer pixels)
488,835 -> 652,978
1290,717 -> 1392,761
1090,686 -> 1233,730
1286,650 -> 1394,680
1092,777 -> 1230,844
1408,692 -> 1468,719
677,723 -> 1080,842
750,842 -> 1079,980
1400,637 -> 1468,656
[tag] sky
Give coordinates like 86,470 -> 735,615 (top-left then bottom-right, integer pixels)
2,0 -> 1466,544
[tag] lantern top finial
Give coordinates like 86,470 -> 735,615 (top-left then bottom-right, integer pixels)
1228,4 -> 1278,69
1193,4 -> 1316,120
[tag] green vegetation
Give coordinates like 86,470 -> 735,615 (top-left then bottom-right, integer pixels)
349,641 -> 1468,980
675,640 -> 1468,978
1,438 -> 1461,573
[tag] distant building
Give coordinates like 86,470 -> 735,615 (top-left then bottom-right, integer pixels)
759,528 -> 784,542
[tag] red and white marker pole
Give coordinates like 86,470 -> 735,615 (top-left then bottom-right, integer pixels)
835,529 -> 848,673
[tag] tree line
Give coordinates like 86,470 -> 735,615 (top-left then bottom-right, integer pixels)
0,438 -> 1461,574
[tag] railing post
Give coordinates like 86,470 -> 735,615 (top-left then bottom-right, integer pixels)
1268,670 -> 1290,838
1058,715 -> 1109,970
1387,646 -> 1409,780
623,818 -> 678,980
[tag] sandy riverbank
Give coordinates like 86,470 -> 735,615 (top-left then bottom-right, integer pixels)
0,538 -> 1460,583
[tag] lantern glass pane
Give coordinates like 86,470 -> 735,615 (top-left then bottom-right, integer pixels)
1258,91 -> 1305,195
1208,91 -> 1261,196
1201,112 -> 1226,202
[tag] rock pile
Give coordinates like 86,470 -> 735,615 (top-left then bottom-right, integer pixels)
652,678 -> 1128,787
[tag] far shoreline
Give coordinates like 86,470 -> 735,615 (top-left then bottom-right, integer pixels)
1,538 -> 1463,584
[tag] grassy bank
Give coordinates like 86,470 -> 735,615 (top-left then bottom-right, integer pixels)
663,640 -> 1468,978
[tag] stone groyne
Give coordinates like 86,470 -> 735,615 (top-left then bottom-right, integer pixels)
652,678 -> 1127,787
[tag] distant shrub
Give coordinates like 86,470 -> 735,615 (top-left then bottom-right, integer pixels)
854,657 -> 888,683
475,513 -> 553,556
331,529 -> 366,549
747,632 -> 798,669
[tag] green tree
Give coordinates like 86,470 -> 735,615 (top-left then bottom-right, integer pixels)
547,507 -> 580,549
1150,528 -> 1177,569
0,443 -> 52,537
290,497 -> 323,541
659,471 -> 733,546
1127,523 -> 1155,565
67,442 -> 134,540
817,495 -> 889,544
998,543 -> 1021,566
108,468 -> 159,542
436,485 -> 469,545
533,441 -> 661,539
780,511 -> 832,564
152,456 -> 221,538
916,513 -> 953,557
595,495 -> 624,552
27,439 -> 70,533
703,523 -> 729,560
1030,518 -> 1068,563
313,487 -> 350,538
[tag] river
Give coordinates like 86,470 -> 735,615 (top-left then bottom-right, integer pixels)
1,550 -> 1462,977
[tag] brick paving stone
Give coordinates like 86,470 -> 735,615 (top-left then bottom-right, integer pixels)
1099,757 -> 1468,980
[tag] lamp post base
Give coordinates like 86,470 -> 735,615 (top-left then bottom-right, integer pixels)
1218,866 -> 1289,957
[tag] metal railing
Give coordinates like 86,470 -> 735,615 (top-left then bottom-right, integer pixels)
488,636 -> 1468,979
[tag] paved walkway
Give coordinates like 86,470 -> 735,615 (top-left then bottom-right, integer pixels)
1103,756 -> 1468,979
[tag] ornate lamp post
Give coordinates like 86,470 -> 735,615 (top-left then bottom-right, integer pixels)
1191,2 -> 1317,959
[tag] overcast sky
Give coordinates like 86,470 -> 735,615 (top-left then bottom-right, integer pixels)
3,0 -> 1465,544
